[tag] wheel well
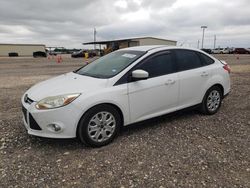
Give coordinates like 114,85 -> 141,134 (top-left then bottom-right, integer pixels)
76,103 -> 124,138
103,103 -> 124,125
211,84 -> 224,96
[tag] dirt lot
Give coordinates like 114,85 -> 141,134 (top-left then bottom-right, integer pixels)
0,54 -> 249,187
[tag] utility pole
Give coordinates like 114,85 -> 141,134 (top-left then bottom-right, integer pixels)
201,26 -> 207,49
94,28 -> 97,50
197,40 -> 200,49
213,35 -> 216,49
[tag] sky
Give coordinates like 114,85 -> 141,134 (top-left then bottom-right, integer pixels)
0,0 -> 249,49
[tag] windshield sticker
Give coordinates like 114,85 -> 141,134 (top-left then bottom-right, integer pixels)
112,69 -> 117,72
122,53 -> 137,58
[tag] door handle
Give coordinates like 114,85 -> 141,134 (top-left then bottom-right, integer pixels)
201,72 -> 209,77
165,79 -> 176,85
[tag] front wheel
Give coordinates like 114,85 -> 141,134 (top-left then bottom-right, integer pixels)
200,86 -> 223,115
77,104 -> 121,147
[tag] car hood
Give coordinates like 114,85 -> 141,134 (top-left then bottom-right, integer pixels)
26,72 -> 108,101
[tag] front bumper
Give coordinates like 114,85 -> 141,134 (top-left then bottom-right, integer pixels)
21,95 -> 82,139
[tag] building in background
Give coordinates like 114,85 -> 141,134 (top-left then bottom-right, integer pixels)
83,37 -> 177,54
0,43 -> 46,57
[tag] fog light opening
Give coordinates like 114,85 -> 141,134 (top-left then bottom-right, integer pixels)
48,124 -> 62,132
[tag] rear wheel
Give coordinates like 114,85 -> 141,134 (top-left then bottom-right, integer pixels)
77,104 -> 121,147
200,86 -> 222,115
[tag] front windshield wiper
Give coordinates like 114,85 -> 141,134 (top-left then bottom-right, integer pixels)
74,72 -> 107,79
73,64 -> 87,73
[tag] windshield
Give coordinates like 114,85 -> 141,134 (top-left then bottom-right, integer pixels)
75,50 -> 145,78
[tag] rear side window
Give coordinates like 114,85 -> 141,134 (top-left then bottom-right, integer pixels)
175,50 -> 203,71
198,52 -> 215,65
138,52 -> 176,78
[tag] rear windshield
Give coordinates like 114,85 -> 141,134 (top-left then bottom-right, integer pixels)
75,50 -> 145,78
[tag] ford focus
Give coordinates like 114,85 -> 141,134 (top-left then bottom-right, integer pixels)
21,46 -> 231,147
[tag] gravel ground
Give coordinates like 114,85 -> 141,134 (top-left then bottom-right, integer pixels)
0,54 -> 249,187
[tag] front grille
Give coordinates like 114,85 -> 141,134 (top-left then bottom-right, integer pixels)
22,105 -> 27,123
29,114 -> 42,130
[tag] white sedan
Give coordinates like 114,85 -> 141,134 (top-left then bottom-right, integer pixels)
21,46 -> 231,147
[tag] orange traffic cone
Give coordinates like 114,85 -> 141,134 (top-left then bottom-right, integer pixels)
56,56 -> 61,63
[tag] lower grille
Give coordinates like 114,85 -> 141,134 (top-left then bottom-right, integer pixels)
29,114 -> 42,130
22,105 -> 27,123
22,105 -> 42,131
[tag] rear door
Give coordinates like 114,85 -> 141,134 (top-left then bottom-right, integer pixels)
174,49 -> 212,108
128,51 -> 179,123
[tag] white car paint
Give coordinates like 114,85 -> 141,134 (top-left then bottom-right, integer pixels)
128,72 -> 179,123
21,46 -> 231,138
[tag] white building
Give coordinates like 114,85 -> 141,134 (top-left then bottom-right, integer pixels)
0,43 -> 46,57
83,37 -> 177,50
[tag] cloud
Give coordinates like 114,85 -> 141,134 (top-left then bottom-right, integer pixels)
0,0 -> 249,48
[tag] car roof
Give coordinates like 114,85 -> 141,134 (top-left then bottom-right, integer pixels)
119,45 -> 203,53
119,45 -> 166,52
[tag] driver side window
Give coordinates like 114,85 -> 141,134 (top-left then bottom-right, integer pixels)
137,51 -> 176,78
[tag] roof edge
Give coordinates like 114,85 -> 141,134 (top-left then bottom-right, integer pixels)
83,36 -> 177,45
0,43 -> 46,46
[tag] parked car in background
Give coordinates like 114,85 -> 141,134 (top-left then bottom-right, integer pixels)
212,48 -> 235,54
222,47 -> 235,54
201,49 -> 212,54
88,50 -> 97,57
33,51 -> 47,58
49,51 -> 62,56
212,48 -> 223,54
233,48 -> 250,54
22,46 -> 231,147
221,48 -> 230,54
71,50 -> 97,58
71,50 -> 87,58
212,48 -> 231,54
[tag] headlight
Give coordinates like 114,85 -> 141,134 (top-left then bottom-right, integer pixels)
35,93 -> 80,110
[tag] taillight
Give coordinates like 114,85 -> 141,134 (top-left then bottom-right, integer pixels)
223,64 -> 231,74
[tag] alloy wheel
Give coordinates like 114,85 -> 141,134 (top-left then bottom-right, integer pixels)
206,90 -> 221,112
87,111 -> 116,143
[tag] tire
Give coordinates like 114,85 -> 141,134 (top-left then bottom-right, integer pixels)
200,86 -> 223,115
77,104 -> 121,147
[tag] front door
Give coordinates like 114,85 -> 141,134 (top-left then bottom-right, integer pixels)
128,51 -> 179,123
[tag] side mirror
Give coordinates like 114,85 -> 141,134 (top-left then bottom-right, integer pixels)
131,69 -> 149,81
